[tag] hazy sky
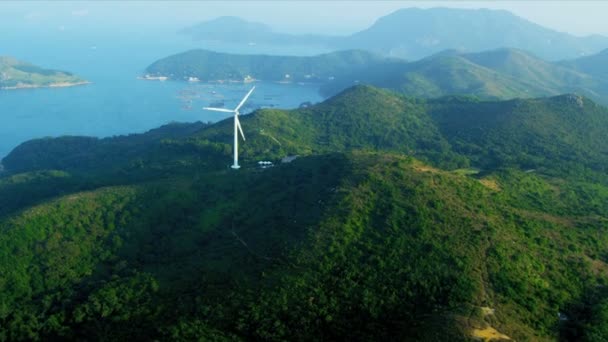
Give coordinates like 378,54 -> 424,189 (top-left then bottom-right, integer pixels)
2,1 -> 608,37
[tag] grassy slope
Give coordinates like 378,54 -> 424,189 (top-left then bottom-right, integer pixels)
559,49 -> 608,81
0,57 -> 86,89
321,54 -> 542,99
379,54 -> 548,99
461,48 -> 602,95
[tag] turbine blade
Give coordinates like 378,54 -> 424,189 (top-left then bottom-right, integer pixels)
234,86 -> 256,112
236,115 -> 245,141
203,107 -> 234,113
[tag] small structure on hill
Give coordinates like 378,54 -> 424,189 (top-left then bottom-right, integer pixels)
281,155 -> 298,163
258,161 -> 274,169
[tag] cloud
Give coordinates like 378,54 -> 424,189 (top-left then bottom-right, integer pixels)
71,9 -> 89,17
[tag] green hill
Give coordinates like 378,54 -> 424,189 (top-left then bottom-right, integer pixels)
1,86 -> 608,340
147,48 -> 608,105
321,49 -> 608,104
320,53 -> 550,99
0,56 -> 87,90
5,85 -> 608,181
1,152 -> 607,341
144,49 -> 394,83
427,93 -> 608,181
460,48 -> 602,95
560,48 -> 608,81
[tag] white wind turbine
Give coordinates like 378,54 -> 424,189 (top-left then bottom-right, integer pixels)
203,86 -> 255,169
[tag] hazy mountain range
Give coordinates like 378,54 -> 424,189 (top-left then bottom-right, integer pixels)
180,8 -> 608,60
560,48 -> 608,79
146,47 -> 608,104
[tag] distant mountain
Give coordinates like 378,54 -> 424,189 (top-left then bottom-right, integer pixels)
560,48 -> 608,80
337,8 -> 608,60
461,48 -> 593,89
429,93 -> 608,177
0,56 -> 88,90
332,48 -> 607,101
180,9 -> 608,61
147,48 -> 608,104
179,16 -> 335,46
320,52 -> 547,100
2,86 -> 608,340
144,49 -> 395,83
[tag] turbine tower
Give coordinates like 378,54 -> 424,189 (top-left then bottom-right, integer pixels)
204,86 -> 255,169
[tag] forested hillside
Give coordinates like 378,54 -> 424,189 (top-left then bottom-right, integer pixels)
1,86 -> 608,340
145,49 -> 394,84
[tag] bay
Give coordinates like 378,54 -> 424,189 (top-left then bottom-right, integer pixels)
0,29 -> 329,159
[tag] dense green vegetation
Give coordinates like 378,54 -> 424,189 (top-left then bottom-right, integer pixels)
428,94 -> 608,182
0,56 -> 87,89
1,85 -> 608,340
145,49 -> 396,83
8,85 -> 606,183
147,48 -> 608,105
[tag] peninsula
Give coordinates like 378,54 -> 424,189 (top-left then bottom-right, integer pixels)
0,56 -> 89,90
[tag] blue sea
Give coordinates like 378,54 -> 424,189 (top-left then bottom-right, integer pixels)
0,29 -> 329,159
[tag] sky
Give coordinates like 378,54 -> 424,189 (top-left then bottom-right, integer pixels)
2,1 -> 608,37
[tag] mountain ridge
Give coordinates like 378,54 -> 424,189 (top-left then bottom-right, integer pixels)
180,8 -> 608,60
5,85 -> 608,182
146,47 -> 608,105
338,7 -> 608,60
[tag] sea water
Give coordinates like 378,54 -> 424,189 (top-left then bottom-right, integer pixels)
0,29 -> 329,159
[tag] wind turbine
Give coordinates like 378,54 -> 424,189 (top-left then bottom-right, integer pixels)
203,86 -> 255,169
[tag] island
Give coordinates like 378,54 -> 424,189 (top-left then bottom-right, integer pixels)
0,56 -> 89,90
2,86 -> 608,340
143,49 -> 395,86
144,48 -> 608,104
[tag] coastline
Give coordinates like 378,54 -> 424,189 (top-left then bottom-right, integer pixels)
139,73 -> 258,84
0,81 -> 91,90
138,75 -> 321,86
